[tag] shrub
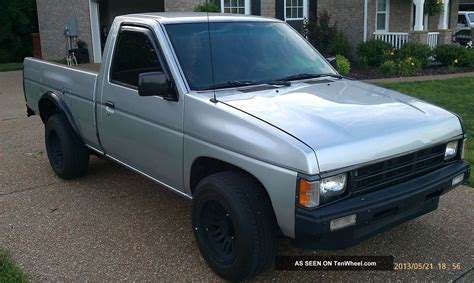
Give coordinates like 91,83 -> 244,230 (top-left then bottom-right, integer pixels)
194,2 -> 219,12
460,49 -> 474,68
359,56 -> 369,70
433,44 -> 467,66
0,0 -> 38,63
335,55 -> 351,75
378,60 -> 398,75
303,10 -> 350,58
399,57 -> 421,76
357,39 -> 393,67
399,42 -> 432,67
328,32 -> 350,58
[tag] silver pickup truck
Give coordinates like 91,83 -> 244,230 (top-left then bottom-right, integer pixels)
23,13 -> 469,281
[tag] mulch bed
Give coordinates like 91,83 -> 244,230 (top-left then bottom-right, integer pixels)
349,64 -> 474,80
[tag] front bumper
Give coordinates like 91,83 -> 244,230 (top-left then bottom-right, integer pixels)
293,160 -> 470,250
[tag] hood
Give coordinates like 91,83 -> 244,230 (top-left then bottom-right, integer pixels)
219,79 -> 463,173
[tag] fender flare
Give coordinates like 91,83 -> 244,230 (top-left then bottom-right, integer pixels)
38,91 -> 83,142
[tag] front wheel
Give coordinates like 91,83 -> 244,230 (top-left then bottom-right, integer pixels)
192,171 -> 277,281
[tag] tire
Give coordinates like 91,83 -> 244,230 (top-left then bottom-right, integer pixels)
45,114 -> 89,179
192,171 -> 277,281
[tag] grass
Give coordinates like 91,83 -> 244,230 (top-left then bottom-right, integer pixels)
378,77 -> 473,186
0,249 -> 28,283
0,63 -> 23,72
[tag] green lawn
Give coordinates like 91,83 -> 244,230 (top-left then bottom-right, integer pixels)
378,77 -> 473,186
0,249 -> 28,282
0,63 -> 23,72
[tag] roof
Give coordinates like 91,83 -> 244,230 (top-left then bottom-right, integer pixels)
117,12 -> 279,24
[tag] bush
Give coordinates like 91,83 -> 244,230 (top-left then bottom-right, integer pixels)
359,56 -> 369,70
194,2 -> 219,12
460,49 -> 474,68
328,32 -> 350,58
433,44 -> 467,66
335,55 -> 350,75
0,0 -> 38,63
399,42 -> 432,67
378,60 -> 398,75
357,39 -> 393,67
303,11 -> 350,58
399,57 -> 422,76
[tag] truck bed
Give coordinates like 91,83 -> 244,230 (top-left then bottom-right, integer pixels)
71,63 -> 101,74
23,58 -> 101,149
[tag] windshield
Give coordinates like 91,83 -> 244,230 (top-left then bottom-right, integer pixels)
165,22 -> 335,91
469,13 -> 474,23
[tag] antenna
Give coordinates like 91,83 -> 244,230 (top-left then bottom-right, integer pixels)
206,0 -> 218,103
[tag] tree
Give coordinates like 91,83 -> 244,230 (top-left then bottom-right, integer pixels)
0,0 -> 38,63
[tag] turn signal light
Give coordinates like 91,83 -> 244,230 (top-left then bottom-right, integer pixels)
298,179 -> 319,208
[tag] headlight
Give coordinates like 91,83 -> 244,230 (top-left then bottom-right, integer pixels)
298,173 -> 347,208
445,141 -> 458,160
320,173 -> 347,203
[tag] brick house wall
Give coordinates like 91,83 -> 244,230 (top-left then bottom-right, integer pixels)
165,0 -> 206,11
390,0 -> 412,32
37,0 -> 93,61
318,0 -> 365,57
261,0 -> 276,17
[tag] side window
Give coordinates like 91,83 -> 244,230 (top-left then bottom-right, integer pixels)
458,15 -> 467,25
111,28 -> 163,88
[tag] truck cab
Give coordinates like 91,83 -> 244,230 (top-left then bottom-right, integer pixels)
23,13 -> 470,281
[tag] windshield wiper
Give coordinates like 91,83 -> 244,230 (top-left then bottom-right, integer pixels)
279,73 -> 343,81
201,80 -> 291,91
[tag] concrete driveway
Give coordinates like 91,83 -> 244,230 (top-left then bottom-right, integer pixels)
0,70 -> 473,281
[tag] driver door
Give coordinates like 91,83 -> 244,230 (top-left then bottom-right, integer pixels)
98,25 -> 184,191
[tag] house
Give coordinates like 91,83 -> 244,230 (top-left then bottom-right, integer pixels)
459,0 -> 474,11
317,0 -> 460,54
36,0 -> 459,63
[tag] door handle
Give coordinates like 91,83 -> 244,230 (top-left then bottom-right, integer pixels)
105,101 -> 115,115
105,101 -> 115,108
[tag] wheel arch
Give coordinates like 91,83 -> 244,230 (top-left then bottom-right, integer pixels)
189,156 -> 279,226
190,157 -> 268,195
38,91 -> 82,142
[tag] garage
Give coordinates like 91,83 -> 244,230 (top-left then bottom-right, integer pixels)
89,0 -> 165,63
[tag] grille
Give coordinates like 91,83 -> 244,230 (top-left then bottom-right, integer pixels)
349,144 -> 447,193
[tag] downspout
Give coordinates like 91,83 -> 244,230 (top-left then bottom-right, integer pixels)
364,0 -> 368,42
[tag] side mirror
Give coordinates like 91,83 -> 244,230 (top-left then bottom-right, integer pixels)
326,56 -> 337,69
138,72 -> 177,101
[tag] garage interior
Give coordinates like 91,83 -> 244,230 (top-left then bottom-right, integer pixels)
89,0 -> 165,63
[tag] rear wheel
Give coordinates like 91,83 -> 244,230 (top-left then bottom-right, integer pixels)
45,114 -> 89,179
192,171 -> 277,281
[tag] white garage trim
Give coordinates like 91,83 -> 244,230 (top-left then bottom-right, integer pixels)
89,0 -> 102,63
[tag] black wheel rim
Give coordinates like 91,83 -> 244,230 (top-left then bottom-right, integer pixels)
47,130 -> 63,169
199,200 -> 238,264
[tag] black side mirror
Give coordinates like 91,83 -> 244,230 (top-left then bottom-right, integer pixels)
326,56 -> 337,69
138,72 -> 177,101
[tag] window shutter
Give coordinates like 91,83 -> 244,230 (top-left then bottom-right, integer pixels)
251,0 -> 261,15
275,0 -> 284,20
309,0 -> 318,20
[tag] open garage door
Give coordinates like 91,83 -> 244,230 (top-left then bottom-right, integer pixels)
89,0 -> 165,63
460,4 -> 474,11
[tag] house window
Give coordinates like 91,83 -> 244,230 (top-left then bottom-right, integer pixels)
376,0 -> 389,31
285,0 -> 307,20
221,0 -> 250,15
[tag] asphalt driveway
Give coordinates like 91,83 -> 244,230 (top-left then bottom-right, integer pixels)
0,70 -> 472,281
